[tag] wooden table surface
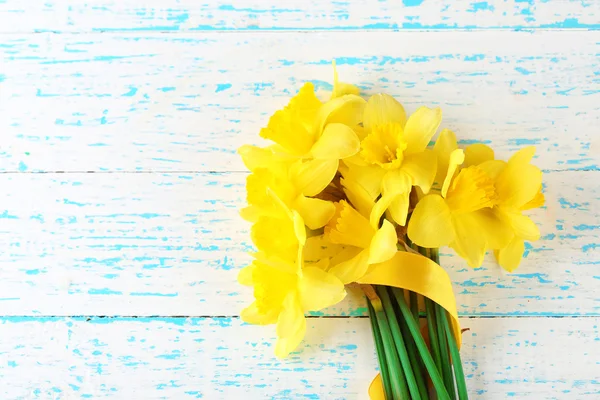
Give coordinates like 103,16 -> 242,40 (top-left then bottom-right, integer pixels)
1,1 -> 599,398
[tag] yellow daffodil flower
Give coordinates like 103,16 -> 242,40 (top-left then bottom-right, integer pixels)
343,95 -> 440,226
239,192 -> 346,358
487,147 -> 544,271
408,145 -> 512,268
325,200 -> 398,284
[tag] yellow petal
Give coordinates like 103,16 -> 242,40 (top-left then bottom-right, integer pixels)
238,265 -> 255,286
251,216 -> 299,265
238,145 -> 273,171
368,374 -> 385,400
450,212 -> 487,268
328,249 -> 370,284
442,149 -> 465,198
316,94 -> 366,134
382,169 -> 411,196
368,220 -> 398,264
433,128 -> 458,186
521,185 -> 545,210
445,166 -> 496,214
495,236 -> 525,272
291,158 -> 339,197
472,208 -> 513,249
370,194 -> 395,228
401,149 -> 438,194
364,93 -> 407,132
404,106 -> 442,155
341,177 -> 375,218
408,194 -> 454,248
477,159 -> 506,180
260,83 -> 321,156
509,146 -> 536,165
339,162 -> 385,200
293,195 -> 335,230
298,267 -> 346,311
495,162 -> 542,208
331,60 -> 360,99
241,302 -> 279,325
387,191 -> 410,226
303,235 -> 347,263
311,123 -> 360,160
328,201 -> 375,248
464,144 -> 494,167
498,208 -> 541,241
275,292 -> 306,358
292,210 -> 307,246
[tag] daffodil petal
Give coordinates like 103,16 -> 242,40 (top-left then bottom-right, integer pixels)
495,162 -> 543,208
311,123 -> 360,160
331,60 -> 360,99
442,149 -> 465,198
241,301 -> 279,325
382,169 -> 412,196
303,235 -> 347,263
472,208 -> 513,249
293,195 -> 336,230
404,106 -> 442,155
495,236 -> 525,272
275,292 -> 306,358
364,93 -> 407,131
342,177 -> 376,218
521,185 -> 545,210
499,208 -> 541,241
477,159 -> 506,180
340,162 -> 386,200
433,128 -> 458,186
450,212 -> 487,268
509,146 -> 536,164
370,194 -> 395,228
328,249 -> 370,284
464,144 -> 495,167
291,158 -> 339,197
368,219 -> 398,264
316,94 -> 366,134
401,149 -> 437,194
238,145 -> 273,171
238,265 -> 255,286
387,191 -> 410,226
298,267 -> 346,311
408,194 -> 454,248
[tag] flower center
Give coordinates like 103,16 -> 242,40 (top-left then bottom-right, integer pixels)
446,166 -> 497,214
360,122 -> 407,169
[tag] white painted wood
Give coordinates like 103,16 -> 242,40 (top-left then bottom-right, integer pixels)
0,171 -> 596,316
1,31 -> 598,173
0,316 -> 597,399
0,0 -> 597,33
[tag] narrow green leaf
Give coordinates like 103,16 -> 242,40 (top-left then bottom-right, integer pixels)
425,297 -> 443,375
436,304 -> 457,399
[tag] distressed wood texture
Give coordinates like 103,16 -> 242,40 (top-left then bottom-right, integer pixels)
0,0 -> 598,33
0,317 -> 598,399
0,171 -> 596,317
1,31 -> 599,173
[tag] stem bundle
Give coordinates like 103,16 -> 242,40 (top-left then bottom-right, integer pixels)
365,247 -> 469,400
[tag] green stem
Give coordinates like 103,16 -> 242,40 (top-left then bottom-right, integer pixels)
367,300 -> 393,400
374,297 -> 409,399
377,287 -> 421,400
409,290 -> 419,322
435,304 -> 456,399
440,309 -> 469,400
396,290 -> 429,399
391,287 -> 451,400
425,297 -> 443,376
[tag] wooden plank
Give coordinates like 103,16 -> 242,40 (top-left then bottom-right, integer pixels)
0,170 -> 596,316
0,316 -> 597,399
1,31 -> 598,173
0,0 -> 598,33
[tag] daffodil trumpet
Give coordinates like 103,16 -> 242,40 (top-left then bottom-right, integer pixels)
237,63 -> 544,399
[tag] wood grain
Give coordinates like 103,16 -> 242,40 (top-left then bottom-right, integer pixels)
0,316 -> 598,399
1,31 -> 598,173
0,0 -> 598,33
0,171 -> 596,316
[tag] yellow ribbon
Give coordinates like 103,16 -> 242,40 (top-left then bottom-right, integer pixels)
355,251 -> 461,399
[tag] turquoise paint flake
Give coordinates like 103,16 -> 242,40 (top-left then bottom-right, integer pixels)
215,83 -> 232,93
88,288 -> 123,295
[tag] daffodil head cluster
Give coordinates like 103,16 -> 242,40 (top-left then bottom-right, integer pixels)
238,64 -> 544,356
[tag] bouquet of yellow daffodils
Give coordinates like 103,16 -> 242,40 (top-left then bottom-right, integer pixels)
237,64 -> 544,399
